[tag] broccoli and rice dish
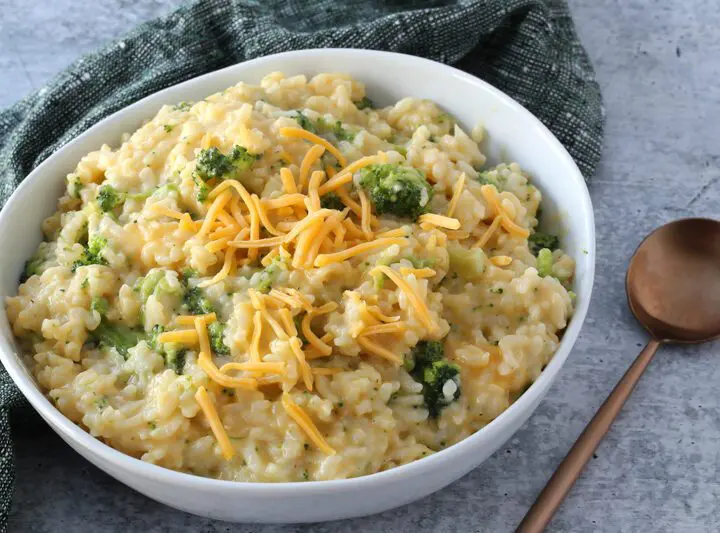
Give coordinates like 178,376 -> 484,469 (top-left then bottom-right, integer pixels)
6,72 -> 575,482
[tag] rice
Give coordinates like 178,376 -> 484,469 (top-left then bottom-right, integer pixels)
6,72 -> 575,482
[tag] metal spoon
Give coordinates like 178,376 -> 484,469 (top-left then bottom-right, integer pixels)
516,218 -> 720,532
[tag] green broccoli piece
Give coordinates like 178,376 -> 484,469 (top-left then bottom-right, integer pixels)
90,320 -> 144,359
320,192 -> 345,211
208,322 -> 230,355
528,232 -> 560,256
165,347 -> 187,374
91,297 -> 109,316
332,121 -> 355,142
181,267 -> 199,280
136,270 -> 165,302
148,324 -> 187,374
293,111 -> 316,133
354,97 -> 374,110
405,340 -> 460,417
407,256 -> 436,269
447,244 -> 486,281
67,174 -> 83,199
358,164 -> 433,220
183,286 -> 215,315
252,256 -> 287,294
476,171 -> 501,189
195,145 -> 258,183
193,174 -> 209,202
72,236 -> 108,272
173,101 -> 193,112
293,314 -> 308,346
536,248 -> 553,278
20,248 -> 47,283
97,185 -> 124,212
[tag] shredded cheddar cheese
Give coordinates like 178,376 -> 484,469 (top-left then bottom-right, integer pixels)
289,336 -> 313,390
369,265 -> 435,333
280,127 -> 347,167
281,393 -> 335,455
176,313 -> 217,326
314,237 -> 409,267
447,173 -> 466,218
157,329 -> 198,344
418,213 -> 461,230
195,386 -> 235,460
357,336 -> 403,365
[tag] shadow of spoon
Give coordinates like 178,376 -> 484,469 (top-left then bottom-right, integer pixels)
516,218 -> 720,532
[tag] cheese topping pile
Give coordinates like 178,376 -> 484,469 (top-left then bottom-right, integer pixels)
7,72 -> 575,482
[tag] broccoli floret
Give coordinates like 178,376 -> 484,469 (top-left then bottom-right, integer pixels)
173,101 -> 193,112
320,192 -> 345,211
476,171 -> 501,189
447,244 -> 486,281
251,256 -> 287,294
405,340 -> 460,417
293,314 -> 308,345
20,246 -> 48,283
67,174 -> 83,199
91,297 -> 109,316
148,324 -> 187,374
97,185 -> 124,212
90,320 -> 144,359
407,256 -> 435,269
536,248 -> 553,278
193,174 -> 209,202
208,322 -> 230,355
358,164 -> 433,220
293,111 -> 316,133
354,97 -> 374,110
72,236 -> 108,272
528,232 -> 560,256
332,121 -> 355,142
195,145 -> 258,183
183,286 -> 215,315
165,347 -> 186,374
181,267 -> 199,280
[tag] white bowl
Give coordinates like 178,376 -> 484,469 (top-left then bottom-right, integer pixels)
0,49 -> 595,523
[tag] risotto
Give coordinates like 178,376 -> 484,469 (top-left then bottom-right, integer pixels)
6,72 -> 575,482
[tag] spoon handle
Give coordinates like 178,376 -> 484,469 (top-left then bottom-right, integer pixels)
515,338 -> 662,533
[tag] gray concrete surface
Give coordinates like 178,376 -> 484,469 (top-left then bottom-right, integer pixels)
2,1 -> 720,531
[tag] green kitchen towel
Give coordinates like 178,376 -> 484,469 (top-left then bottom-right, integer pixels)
0,0 -> 603,528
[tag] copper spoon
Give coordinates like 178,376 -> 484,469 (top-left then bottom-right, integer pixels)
516,218 -> 720,532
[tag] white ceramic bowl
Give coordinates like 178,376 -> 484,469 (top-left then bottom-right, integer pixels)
0,49 -> 595,522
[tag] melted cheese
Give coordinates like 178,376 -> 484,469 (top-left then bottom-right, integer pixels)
360,321 -> 408,336
490,255 -> 513,267
149,204 -> 185,220
399,267 -> 436,279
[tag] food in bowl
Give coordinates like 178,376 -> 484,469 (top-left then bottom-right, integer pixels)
6,72 -> 575,482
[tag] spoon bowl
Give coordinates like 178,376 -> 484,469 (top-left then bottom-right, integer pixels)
626,218 -> 720,343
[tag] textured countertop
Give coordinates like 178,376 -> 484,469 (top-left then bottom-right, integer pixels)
2,1 -> 719,531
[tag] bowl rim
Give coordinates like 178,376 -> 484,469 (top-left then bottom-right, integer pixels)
0,48 -> 595,495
